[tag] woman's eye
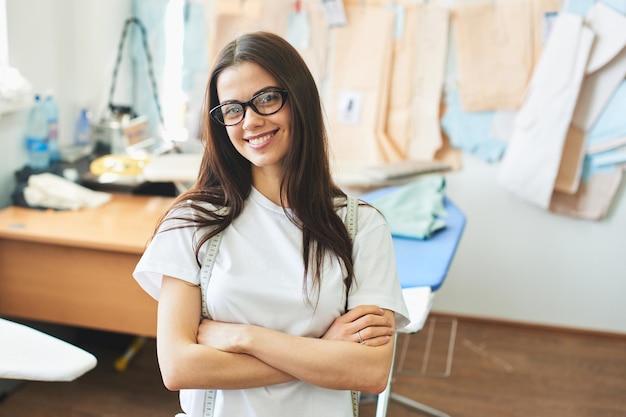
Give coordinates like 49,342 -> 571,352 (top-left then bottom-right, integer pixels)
258,92 -> 279,104
223,105 -> 242,116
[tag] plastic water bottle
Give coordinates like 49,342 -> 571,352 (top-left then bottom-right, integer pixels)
42,91 -> 61,164
75,107 -> 92,147
25,95 -> 50,170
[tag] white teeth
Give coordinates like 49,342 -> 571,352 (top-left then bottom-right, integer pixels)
248,133 -> 272,145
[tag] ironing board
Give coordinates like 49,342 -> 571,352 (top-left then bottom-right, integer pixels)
360,191 -> 465,292
0,318 -> 97,382
360,188 -> 466,417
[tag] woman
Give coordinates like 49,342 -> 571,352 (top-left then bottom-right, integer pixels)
133,31 -> 409,417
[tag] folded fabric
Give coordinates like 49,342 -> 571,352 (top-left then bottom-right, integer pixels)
369,176 -> 447,239
24,173 -> 112,210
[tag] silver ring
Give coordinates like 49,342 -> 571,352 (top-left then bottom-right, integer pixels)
357,330 -> 364,344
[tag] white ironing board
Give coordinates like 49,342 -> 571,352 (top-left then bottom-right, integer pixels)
0,318 -> 97,382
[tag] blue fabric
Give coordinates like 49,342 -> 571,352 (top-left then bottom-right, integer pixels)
441,90 -> 507,163
602,0 -> 626,13
581,154 -> 619,182
132,0 -> 168,138
563,0 -> 597,15
182,1 -> 209,141
583,80 -> 626,178
182,2 -> 209,91
587,80 -> 626,150
131,0 -> 209,143
366,176 -> 447,240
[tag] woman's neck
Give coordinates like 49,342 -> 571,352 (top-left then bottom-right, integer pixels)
252,168 -> 288,207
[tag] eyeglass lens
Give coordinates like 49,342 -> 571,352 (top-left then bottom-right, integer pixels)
213,90 -> 286,126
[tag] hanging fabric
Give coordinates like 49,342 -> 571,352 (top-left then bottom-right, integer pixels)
452,0 -> 533,111
326,4 -> 396,164
498,13 -> 593,209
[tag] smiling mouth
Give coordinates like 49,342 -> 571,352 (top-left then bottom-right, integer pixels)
244,129 -> 278,146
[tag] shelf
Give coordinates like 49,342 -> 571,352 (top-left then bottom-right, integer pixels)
0,97 -> 33,116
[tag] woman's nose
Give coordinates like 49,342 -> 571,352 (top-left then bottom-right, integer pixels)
241,105 -> 264,130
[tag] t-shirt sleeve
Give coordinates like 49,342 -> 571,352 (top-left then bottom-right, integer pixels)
349,204 -> 411,329
133,210 -> 202,300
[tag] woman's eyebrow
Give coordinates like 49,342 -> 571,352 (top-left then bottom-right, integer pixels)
253,86 -> 282,95
219,86 -> 281,104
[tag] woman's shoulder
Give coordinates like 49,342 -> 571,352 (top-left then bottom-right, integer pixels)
159,197 -> 224,230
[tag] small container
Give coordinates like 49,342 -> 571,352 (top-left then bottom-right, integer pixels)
75,108 -> 92,147
42,91 -> 61,164
24,95 -> 50,170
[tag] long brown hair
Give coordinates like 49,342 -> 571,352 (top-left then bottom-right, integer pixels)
159,31 -> 355,306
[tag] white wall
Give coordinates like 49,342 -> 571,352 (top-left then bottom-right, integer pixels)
6,0 -> 131,134
3,0 -> 625,334
436,155 -> 626,334
0,0 -> 130,207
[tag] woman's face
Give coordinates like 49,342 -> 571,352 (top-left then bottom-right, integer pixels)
216,62 -> 292,179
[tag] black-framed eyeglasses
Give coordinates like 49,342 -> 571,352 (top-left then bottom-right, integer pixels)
209,88 -> 289,126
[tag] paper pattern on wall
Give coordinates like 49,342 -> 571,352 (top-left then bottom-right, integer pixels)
385,2 -> 420,161
407,4 -> 450,161
209,0 -> 328,85
326,5 -> 396,164
452,0 -> 533,111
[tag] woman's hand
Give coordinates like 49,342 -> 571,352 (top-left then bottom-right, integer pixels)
197,319 -> 247,353
322,305 -> 394,346
197,304 -> 394,351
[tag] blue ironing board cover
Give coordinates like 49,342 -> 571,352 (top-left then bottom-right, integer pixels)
360,189 -> 466,291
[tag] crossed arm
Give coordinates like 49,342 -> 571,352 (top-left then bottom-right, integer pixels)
157,275 -> 397,394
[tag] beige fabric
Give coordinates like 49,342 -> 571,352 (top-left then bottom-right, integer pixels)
327,5 -> 395,164
297,1 -> 330,83
554,125 -> 586,194
207,0 -> 263,62
407,4 -> 450,161
530,0 -> 562,66
550,170 -> 624,220
452,0 -> 533,111
385,2 -> 420,161
207,1 -> 328,84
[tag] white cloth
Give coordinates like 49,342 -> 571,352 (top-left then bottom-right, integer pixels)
498,13 -> 594,208
24,173 -> 112,210
0,318 -> 97,381
571,2 -> 626,131
133,188 -> 409,417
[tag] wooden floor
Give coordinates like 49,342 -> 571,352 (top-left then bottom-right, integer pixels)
1,314 -> 625,417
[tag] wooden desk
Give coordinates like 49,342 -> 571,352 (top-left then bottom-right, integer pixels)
0,194 -> 174,337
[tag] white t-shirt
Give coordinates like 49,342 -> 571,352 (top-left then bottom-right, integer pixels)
134,188 -> 410,417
